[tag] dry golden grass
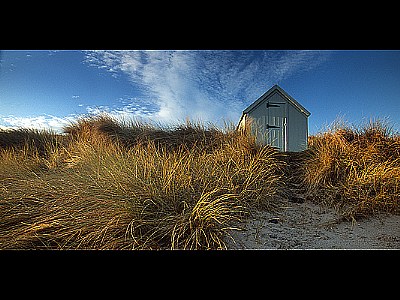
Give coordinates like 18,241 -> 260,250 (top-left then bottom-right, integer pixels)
303,118 -> 400,220
0,115 -> 286,250
2,115 -> 398,249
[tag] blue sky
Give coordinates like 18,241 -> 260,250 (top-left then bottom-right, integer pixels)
1,50 -> 399,135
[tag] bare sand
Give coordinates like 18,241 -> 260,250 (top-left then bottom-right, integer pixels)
225,200 -> 400,250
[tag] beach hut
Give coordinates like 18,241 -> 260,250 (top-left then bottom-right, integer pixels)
238,85 -> 310,152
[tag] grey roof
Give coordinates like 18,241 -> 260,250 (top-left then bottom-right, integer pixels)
243,85 -> 311,117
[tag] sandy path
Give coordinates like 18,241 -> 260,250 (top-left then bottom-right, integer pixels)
225,200 -> 400,250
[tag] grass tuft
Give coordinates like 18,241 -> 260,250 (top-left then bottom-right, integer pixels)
303,117 -> 400,220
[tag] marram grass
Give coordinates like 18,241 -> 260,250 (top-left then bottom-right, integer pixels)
303,118 -> 400,220
0,115 -> 286,249
1,115 -> 398,249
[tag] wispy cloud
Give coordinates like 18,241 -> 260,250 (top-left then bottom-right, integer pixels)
0,51 -> 329,132
84,50 -> 329,125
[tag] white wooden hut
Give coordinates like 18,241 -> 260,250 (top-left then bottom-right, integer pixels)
238,85 -> 310,152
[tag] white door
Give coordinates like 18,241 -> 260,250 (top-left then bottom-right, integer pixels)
266,101 -> 287,151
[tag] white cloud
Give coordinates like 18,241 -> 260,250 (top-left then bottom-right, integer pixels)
83,50 -> 330,126
1,115 -> 76,133
85,97 -> 156,124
